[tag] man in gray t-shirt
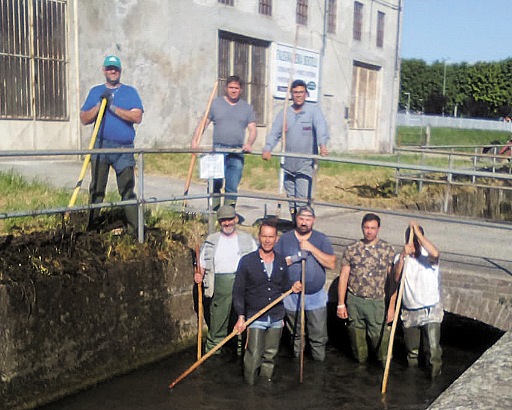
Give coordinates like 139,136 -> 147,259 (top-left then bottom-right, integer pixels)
192,76 -> 257,210
262,79 -> 329,219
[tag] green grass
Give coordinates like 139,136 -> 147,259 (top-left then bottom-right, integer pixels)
397,126 -> 510,148
0,170 -> 119,233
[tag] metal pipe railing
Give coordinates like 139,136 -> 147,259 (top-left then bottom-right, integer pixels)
2,147 -> 512,245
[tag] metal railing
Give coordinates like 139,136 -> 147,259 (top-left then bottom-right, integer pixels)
2,147 -> 512,244
395,146 -> 512,192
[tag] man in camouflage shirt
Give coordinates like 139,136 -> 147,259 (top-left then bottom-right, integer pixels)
337,213 -> 395,365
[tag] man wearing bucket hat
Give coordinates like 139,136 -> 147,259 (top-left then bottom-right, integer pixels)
194,205 -> 257,354
80,55 -> 144,235
274,205 -> 335,361
262,79 -> 329,220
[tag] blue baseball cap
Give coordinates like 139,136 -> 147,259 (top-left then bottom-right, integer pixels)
103,55 -> 121,69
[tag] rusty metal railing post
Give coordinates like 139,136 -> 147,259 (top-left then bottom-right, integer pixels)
137,151 -> 145,244
472,147 -> 478,185
443,151 -> 454,214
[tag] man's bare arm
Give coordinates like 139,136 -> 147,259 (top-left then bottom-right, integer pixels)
337,265 -> 350,319
300,240 -> 336,270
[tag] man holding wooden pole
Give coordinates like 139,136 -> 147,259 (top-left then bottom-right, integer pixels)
337,213 -> 395,366
191,76 -> 257,211
274,206 -> 335,362
262,79 -> 329,220
393,222 -> 443,379
80,55 -> 143,235
194,205 -> 257,354
232,220 -> 302,384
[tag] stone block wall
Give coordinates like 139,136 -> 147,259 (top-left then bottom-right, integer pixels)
0,248 -> 196,410
442,269 -> 512,331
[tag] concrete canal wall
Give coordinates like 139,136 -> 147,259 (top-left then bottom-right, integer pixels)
0,249 -> 196,410
428,331 -> 512,410
442,268 -> 512,332
1,243 -> 511,410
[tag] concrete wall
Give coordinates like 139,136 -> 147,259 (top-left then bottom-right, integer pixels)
2,0 -> 402,153
0,251 -> 196,410
398,112 -> 512,132
442,269 -> 512,332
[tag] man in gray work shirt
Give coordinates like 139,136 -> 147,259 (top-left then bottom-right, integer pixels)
262,79 -> 329,220
192,76 -> 257,210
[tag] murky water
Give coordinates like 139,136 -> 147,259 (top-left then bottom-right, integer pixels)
37,313 -> 503,410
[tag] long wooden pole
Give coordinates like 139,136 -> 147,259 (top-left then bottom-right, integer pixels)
299,258 -> 306,383
169,288 -> 294,389
196,246 -> 203,360
67,98 -> 108,210
183,81 -> 218,205
381,227 -> 414,394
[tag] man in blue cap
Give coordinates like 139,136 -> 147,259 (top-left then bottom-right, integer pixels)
80,55 -> 144,235
262,79 -> 329,220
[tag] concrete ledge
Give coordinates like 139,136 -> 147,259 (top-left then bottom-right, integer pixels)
428,331 -> 512,410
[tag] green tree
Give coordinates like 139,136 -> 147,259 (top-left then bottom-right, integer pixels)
400,58 -> 512,119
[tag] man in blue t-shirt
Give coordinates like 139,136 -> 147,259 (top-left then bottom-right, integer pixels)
80,55 -> 144,235
274,206 -> 336,361
191,75 -> 257,210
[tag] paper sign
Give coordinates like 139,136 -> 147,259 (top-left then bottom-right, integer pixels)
199,154 -> 225,179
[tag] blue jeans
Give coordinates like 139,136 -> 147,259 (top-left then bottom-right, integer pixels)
213,152 -> 244,208
249,315 -> 284,330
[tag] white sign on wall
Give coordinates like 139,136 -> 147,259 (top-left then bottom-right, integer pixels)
272,43 -> 320,102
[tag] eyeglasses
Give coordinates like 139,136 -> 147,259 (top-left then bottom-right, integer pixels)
105,66 -> 120,72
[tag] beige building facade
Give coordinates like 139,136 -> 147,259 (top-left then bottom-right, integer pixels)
0,0 -> 403,153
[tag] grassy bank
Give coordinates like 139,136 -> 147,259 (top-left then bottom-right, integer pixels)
0,170 -> 209,246
397,126 -> 511,148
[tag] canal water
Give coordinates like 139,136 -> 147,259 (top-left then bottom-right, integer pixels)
38,313 -> 503,410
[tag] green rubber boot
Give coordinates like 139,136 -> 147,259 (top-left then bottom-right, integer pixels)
244,328 -> 265,385
404,327 -> 421,367
424,323 -> 442,379
260,328 -> 282,381
348,326 -> 368,363
371,326 -> 391,365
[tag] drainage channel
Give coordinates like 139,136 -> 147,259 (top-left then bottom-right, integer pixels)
37,312 -> 503,410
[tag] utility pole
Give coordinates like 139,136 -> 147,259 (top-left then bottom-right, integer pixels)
442,58 -> 449,117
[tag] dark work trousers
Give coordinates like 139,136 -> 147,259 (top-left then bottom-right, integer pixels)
88,159 -> 138,231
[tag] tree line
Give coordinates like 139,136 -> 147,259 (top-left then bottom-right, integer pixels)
399,58 -> 512,119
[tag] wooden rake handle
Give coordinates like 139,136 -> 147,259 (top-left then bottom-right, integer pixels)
169,288 -> 293,389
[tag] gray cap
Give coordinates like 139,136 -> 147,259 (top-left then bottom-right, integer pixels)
217,205 -> 236,220
297,205 -> 315,217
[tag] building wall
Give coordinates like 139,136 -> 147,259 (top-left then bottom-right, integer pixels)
1,0 -> 402,153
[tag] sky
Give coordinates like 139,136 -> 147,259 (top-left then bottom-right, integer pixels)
401,0 -> 512,64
